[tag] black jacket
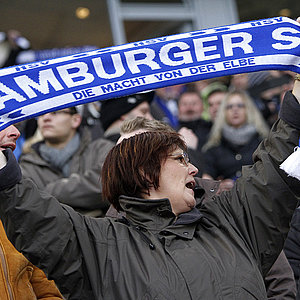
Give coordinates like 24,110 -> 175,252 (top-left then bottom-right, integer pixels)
203,132 -> 262,180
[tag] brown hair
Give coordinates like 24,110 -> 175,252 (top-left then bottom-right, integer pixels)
102,131 -> 187,211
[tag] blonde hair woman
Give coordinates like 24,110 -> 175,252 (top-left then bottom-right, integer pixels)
202,90 -> 269,190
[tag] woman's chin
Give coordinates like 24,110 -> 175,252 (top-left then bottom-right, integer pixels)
187,198 -> 196,210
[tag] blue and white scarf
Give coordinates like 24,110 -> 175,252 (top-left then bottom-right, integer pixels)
0,16 -> 299,130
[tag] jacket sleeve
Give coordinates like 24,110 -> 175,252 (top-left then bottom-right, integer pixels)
0,149 -> 21,190
0,169 -> 94,298
213,91 -> 300,278
264,251 -> 296,300
30,266 -> 64,300
44,138 -> 114,211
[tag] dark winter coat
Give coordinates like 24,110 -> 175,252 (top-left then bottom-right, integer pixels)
0,92 -> 300,300
106,179 -> 297,300
203,132 -> 262,180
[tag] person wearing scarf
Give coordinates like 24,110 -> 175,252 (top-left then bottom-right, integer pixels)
202,90 -> 270,186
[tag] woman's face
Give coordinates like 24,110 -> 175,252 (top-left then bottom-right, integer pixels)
225,94 -> 247,128
146,148 -> 198,216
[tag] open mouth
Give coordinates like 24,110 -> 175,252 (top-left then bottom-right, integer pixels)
0,145 -> 15,151
185,181 -> 195,190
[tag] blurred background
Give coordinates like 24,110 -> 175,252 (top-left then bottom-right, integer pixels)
0,0 -> 300,66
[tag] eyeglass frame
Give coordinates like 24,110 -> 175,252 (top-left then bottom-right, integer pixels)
168,151 -> 190,167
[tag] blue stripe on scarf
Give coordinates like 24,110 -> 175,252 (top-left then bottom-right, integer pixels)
0,16 -> 299,130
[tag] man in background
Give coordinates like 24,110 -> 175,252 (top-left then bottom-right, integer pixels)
177,88 -> 212,150
19,106 -> 114,217
177,87 -> 213,175
206,83 -> 228,122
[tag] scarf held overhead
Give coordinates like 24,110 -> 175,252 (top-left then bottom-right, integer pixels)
0,16 -> 299,130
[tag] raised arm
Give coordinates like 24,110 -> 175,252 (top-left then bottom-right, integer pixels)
0,149 -> 94,298
214,87 -> 300,277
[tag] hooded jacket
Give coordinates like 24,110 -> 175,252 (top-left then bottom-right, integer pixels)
0,91 -> 299,300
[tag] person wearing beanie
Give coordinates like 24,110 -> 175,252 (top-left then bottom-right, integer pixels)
201,81 -> 228,122
100,91 -> 154,143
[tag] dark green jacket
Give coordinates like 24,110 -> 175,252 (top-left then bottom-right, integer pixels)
0,92 -> 300,299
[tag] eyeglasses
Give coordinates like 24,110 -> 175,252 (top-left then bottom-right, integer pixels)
225,103 -> 246,110
169,152 -> 190,167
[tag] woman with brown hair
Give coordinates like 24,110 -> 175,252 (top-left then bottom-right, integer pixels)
103,130 -> 198,214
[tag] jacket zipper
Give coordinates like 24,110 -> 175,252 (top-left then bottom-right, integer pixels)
0,243 -> 14,299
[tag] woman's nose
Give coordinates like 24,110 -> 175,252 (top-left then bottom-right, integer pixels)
189,163 -> 198,176
7,125 -> 21,139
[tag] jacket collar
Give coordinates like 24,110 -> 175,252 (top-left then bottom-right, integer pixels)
119,195 -> 175,231
119,195 -> 206,234
174,207 -> 204,225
